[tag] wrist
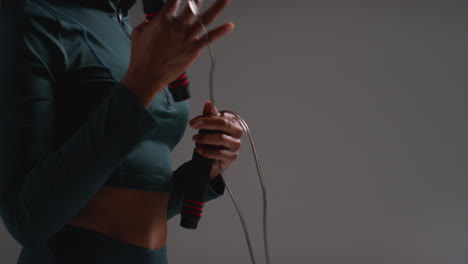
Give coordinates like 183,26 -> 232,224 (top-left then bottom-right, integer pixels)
121,70 -> 165,109
209,166 -> 221,181
208,173 -> 225,195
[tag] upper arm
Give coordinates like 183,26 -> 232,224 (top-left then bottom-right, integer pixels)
0,2 -> 161,247
1,2 -> 67,202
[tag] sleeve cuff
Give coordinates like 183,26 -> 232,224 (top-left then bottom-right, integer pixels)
206,174 -> 225,201
115,82 -> 160,126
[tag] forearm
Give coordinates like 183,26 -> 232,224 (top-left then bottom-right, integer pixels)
0,82 -> 160,247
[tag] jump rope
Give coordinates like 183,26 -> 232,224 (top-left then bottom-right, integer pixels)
119,1 -> 272,263
2,0 -> 269,262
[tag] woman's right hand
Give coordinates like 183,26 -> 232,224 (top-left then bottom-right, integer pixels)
121,0 -> 234,108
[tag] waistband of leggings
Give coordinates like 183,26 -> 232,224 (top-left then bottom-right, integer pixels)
55,224 -> 168,257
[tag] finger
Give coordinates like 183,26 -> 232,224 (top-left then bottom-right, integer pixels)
202,0 -> 231,24
178,0 -> 204,23
196,146 -> 239,161
188,0 -> 231,37
203,101 -> 210,115
160,0 -> 182,17
193,133 -> 241,151
189,116 -> 244,138
195,23 -> 235,50
203,101 -> 219,116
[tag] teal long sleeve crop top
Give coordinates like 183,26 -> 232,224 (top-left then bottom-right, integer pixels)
0,0 -> 225,250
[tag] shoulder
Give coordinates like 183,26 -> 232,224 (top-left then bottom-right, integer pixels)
21,0 -> 63,40
23,0 -> 60,24
21,0 -> 68,78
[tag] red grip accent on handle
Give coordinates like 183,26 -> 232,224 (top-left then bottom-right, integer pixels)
182,210 -> 202,217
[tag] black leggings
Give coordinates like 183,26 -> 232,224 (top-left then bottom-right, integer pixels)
47,225 -> 168,264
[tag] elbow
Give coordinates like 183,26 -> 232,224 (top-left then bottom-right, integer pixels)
1,204 -> 53,248
3,217 -> 52,248
13,230 -> 49,248
166,206 -> 182,221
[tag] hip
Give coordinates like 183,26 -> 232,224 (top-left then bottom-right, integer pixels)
47,224 -> 168,264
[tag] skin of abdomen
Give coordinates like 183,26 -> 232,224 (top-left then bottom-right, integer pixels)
68,186 -> 170,250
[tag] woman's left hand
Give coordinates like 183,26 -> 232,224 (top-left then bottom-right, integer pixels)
189,101 -> 244,181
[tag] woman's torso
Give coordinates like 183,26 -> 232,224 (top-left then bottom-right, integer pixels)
68,186 -> 170,250
30,0 -> 190,250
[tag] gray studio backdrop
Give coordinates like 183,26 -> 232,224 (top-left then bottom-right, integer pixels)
2,0 -> 468,263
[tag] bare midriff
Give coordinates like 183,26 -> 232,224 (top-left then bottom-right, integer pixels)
68,186 -> 170,250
